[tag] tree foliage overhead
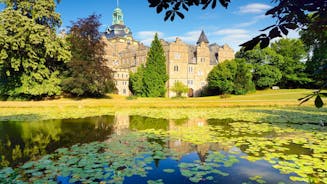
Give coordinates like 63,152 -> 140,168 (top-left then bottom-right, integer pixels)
0,0 -> 71,99
62,14 -> 115,97
148,0 -> 327,51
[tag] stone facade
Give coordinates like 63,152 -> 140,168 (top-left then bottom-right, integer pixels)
103,7 -> 235,97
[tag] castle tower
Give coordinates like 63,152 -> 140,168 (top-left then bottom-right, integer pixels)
105,1 -> 132,39
194,30 -> 211,96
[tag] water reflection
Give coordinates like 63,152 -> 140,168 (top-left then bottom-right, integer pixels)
0,116 -> 115,168
0,115 -> 326,183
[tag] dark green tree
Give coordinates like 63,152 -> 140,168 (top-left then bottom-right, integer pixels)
207,59 -> 237,95
149,0 -> 326,51
271,38 -> 311,88
129,65 -> 145,96
0,0 -> 71,99
234,59 -> 255,95
300,26 -> 327,87
236,47 -> 283,89
61,14 -> 115,97
142,33 -> 168,97
253,65 -> 282,89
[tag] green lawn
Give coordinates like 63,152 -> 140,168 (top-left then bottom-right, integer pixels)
0,89 -> 326,123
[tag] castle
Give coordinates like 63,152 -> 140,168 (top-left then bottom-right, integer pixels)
102,6 -> 235,97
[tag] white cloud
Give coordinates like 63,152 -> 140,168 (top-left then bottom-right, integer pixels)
212,28 -> 252,52
213,29 -> 248,36
136,31 -> 164,46
236,15 -> 267,28
238,3 -> 272,14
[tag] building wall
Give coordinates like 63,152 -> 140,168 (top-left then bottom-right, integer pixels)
103,35 -> 234,97
112,69 -> 130,96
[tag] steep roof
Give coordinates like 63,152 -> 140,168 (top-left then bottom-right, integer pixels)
196,30 -> 209,45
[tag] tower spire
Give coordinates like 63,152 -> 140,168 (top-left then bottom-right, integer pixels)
117,0 -> 119,8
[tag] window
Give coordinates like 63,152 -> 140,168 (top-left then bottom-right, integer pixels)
188,80 -> 193,85
201,58 -> 205,62
123,89 -> 126,94
198,70 -> 203,76
174,65 -> 179,72
188,66 -> 193,73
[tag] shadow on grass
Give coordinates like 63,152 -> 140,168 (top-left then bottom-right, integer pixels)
0,114 -> 43,122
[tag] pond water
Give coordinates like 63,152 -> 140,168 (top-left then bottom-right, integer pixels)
0,115 -> 326,184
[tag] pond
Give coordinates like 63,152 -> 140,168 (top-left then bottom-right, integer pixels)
0,114 -> 326,183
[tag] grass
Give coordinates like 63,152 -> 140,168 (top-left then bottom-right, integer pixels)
0,89 -> 326,123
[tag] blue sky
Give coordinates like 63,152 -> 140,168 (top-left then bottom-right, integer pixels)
1,0 -> 299,52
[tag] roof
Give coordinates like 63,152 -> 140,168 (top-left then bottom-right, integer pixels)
196,30 -> 209,45
105,24 -> 132,39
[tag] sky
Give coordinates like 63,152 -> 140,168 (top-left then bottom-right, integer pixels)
1,0 -> 299,52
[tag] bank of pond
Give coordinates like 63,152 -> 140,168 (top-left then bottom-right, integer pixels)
0,115 -> 326,183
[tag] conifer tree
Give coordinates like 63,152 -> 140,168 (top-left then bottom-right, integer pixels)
142,33 -> 168,97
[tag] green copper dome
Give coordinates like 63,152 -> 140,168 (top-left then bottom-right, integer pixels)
105,5 -> 133,39
112,8 -> 124,25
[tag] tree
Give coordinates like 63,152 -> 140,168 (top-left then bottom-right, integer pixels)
233,59 -> 255,95
129,65 -> 145,96
270,38 -> 311,88
0,0 -> 71,99
253,65 -> 282,89
300,25 -> 327,87
148,0 -> 326,51
61,14 -> 115,97
171,81 -> 188,97
207,59 -> 237,95
236,46 -> 283,89
141,33 -> 168,97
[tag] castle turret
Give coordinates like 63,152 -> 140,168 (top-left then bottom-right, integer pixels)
196,30 -> 209,45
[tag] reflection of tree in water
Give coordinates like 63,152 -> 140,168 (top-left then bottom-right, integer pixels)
129,116 -> 169,131
0,116 -> 115,168
0,120 -> 62,168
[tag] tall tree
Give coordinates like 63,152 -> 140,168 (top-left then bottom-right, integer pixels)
236,47 -> 283,89
0,0 -> 70,99
300,25 -> 327,87
62,14 -> 115,97
270,38 -> 311,88
142,33 -> 168,97
149,0 -> 326,51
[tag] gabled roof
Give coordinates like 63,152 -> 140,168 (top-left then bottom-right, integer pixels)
196,30 -> 209,45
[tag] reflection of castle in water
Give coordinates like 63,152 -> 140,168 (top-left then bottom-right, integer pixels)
112,115 -> 233,162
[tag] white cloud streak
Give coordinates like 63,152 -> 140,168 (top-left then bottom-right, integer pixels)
136,31 -> 164,46
238,3 -> 272,14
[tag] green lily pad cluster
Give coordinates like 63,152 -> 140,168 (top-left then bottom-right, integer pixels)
0,132 -> 173,183
141,120 -> 327,184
